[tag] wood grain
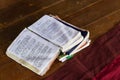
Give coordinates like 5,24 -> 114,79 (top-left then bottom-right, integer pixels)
0,0 -> 120,80
0,0 -> 98,29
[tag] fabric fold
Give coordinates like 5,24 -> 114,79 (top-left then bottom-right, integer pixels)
93,52 -> 120,80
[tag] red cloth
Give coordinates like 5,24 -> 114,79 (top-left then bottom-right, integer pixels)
93,54 -> 120,80
45,24 -> 120,80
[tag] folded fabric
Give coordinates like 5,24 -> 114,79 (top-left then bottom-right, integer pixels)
93,53 -> 120,80
45,24 -> 120,80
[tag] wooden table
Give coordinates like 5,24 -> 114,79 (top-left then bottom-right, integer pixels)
0,0 -> 120,80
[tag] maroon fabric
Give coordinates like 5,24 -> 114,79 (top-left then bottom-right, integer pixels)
93,53 -> 120,80
45,24 -> 120,80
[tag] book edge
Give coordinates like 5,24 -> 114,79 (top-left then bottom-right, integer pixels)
6,50 -> 41,75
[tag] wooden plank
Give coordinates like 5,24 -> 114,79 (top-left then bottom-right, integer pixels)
0,9 -> 120,80
0,0 -> 100,71
0,0 -> 98,29
0,0 -> 99,59
0,61 -> 38,80
0,0 -> 61,28
0,0 -> 21,9
84,9 -> 120,41
1,0 -> 120,80
0,1 -> 100,80
64,0 -> 120,27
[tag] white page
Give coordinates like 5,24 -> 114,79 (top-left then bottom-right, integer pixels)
28,15 -> 79,47
7,28 -> 60,73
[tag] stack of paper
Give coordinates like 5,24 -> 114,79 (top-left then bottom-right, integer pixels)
6,15 -> 90,76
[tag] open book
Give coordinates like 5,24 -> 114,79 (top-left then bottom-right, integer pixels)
6,15 -> 90,76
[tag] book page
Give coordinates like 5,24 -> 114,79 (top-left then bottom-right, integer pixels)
7,28 -> 60,75
28,15 -> 79,47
